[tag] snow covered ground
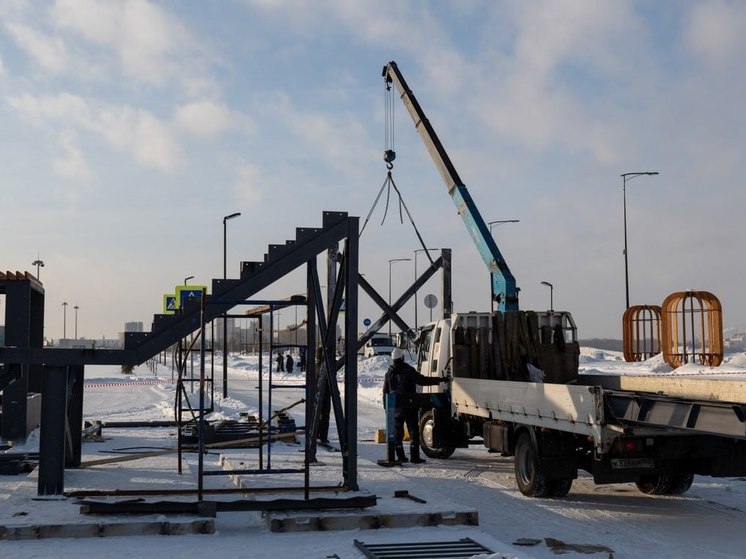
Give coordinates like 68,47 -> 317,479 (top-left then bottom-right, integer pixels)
2,349 -> 746,558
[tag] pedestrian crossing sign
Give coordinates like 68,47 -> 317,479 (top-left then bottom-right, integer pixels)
163,294 -> 176,315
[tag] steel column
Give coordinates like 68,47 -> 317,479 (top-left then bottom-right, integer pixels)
1,281 -> 31,442
65,365 -> 85,467
38,365 -> 69,495
343,220 -> 360,491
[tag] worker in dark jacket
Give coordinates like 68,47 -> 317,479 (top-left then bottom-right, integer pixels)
275,351 -> 284,372
286,353 -> 294,374
382,348 -> 441,464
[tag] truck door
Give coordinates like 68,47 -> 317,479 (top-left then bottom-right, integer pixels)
418,323 -> 446,382
417,326 -> 435,375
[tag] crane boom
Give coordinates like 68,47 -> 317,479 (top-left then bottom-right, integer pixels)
382,61 -> 519,311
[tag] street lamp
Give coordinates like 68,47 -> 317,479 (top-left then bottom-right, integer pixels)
62,301 -> 68,340
222,212 -> 241,398
540,281 -> 553,312
388,258 -> 411,336
32,257 -> 44,280
184,275 -> 194,286
74,305 -> 79,339
223,212 -> 241,279
414,248 -> 437,329
488,220 -> 519,312
488,219 -> 520,231
621,171 -> 659,308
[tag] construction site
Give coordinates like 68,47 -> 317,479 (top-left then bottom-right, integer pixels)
3,30 -> 746,559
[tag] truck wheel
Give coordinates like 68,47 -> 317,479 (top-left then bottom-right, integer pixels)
419,410 -> 455,459
514,432 -> 551,497
635,474 -> 673,495
666,474 -> 694,495
547,478 -> 573,498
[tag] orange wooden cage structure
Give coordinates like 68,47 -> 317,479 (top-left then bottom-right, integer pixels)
661,290 -> 723,367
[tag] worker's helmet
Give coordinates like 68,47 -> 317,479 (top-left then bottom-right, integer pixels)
391,348 -> 405,361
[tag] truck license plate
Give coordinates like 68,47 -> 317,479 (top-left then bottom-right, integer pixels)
611,458 -> 655,469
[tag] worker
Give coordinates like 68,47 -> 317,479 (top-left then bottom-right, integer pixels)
286,352 -> 294,374
382,347 -> 441,464
299,346 -> 307,372
275,351 -> 284,372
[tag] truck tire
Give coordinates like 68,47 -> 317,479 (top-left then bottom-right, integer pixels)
547,478 -> 573,498
514,432 -> 552,497
419,410 -> 455,459
666,474 -> 694,495
635,474 -> 673,495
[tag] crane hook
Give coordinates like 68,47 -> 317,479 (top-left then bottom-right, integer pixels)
384,149 -> 396,170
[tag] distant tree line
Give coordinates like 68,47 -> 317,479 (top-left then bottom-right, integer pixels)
578,338 -> 623,351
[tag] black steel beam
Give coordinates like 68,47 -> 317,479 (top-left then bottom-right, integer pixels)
79,495 -> 377,515
357,254 -> 444,351
65,365 -> 85,467
344,223 -> 360,491
1,281 -> 31,442
37,366 -> 68,495
128,215 -> 353,362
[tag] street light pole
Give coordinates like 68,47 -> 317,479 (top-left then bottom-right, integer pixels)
413,248 -> 437,329
621,172 -> 659,308
488,220 -> 519,312
184,275 -> 194,286
540,281 -> 553,312
62,301 -> 68,340
32,256 -> 44,280
388,258 -> 411,336
222,212 -> 241,398
74,305 -> 79,339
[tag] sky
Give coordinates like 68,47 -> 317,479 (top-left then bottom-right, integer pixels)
1,0 -> 745,342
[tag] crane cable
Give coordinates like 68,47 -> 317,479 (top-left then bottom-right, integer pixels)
359,77 -> 436,267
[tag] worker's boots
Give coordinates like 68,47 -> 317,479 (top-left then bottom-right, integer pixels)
410,444 -> 426,464
395,445 -> 409,463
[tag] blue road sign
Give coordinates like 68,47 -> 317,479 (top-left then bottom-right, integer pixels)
175,285 -> 207,309
363,318 -> 371,326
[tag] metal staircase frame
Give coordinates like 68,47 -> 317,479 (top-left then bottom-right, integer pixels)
0,211 -> 360,495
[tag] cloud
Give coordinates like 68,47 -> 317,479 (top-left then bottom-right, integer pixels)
53,133 -> 93,181
684,1 -> 746,70
92,105 -> 183,172
5,21 -> 68,74
174,100 -> 255,140
231,162 -> 263,206
51,0 -> 212,91
267,92 -> 372,175
8,92 -> 182,172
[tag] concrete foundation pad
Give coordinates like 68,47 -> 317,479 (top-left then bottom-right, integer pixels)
0,519 -> 215,540
268,509 -> 478,532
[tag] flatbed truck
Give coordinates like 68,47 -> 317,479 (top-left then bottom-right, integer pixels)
416,311 -> 746,497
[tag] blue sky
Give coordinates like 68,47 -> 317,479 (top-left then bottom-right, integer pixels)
1,0 -> 745,341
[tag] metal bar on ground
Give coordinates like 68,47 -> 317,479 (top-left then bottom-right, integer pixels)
80,495 -> 377,516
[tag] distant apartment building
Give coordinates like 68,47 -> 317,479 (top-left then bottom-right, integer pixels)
725,333 -> 746,351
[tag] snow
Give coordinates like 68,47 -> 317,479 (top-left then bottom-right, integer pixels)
3,350 -> 746,558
